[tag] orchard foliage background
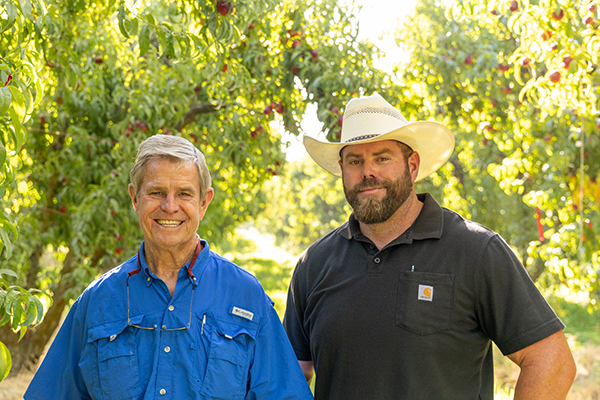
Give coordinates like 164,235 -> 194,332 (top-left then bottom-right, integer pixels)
395,0 -> 599,301
0,0 -> 598,383
0,0 -> 389,376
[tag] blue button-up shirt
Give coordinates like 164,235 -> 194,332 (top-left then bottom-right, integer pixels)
25,241 -> 313,400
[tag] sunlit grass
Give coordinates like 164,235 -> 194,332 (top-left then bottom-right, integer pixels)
494,386 -> 515,400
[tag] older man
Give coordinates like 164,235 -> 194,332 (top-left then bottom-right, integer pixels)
26,134 -> 313,399
283,93 -> 576,399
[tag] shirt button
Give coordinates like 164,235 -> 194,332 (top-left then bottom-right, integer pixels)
159,389 -> 166,395
370,244 -> 375,249
162,325 -> 167,329
374,258 -> 381,263
147,277 -> 151,282
164,346 -> 171,353
168,305 -> 174,311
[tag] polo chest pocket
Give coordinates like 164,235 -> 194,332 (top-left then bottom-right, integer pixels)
88,320 -> 144,400
396,271 -> 455,335
199,313 -> 258,399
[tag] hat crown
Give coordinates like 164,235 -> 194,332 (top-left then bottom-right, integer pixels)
341,94 -> 409,143
302,92 -> 455,182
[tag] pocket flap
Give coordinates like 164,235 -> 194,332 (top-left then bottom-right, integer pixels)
197,311 -> 259,340
87,315 -> 142,343
215,319 -> 258,340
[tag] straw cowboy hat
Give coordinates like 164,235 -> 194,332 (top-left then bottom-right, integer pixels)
303,93 -> 455,182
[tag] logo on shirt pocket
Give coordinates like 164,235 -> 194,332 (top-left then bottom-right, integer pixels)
418,285 -> 434,301
396,272 -> 454,335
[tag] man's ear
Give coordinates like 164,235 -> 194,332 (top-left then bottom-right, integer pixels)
198,187 -> 214,221
128,184 -> 139,213
408,152 -> 421,182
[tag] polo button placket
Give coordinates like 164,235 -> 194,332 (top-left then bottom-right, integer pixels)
367,253 -> 385,274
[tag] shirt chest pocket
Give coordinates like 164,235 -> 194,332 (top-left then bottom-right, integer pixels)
396,271 -> 455,335
199,313 -> 258,399
88,321 -> 144,400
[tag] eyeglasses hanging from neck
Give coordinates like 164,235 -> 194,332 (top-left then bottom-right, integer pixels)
126,237 -> 200,331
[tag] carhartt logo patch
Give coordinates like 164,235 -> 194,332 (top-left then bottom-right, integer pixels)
418,285 -> 434,302
231,306 -> 254,321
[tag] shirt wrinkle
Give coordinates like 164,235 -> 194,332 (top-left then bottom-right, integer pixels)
25,240 -> 313,400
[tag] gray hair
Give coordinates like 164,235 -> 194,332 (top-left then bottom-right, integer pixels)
130,134 -> 212,196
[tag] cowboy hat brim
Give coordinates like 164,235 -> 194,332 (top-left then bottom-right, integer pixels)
303,121 -> 455,182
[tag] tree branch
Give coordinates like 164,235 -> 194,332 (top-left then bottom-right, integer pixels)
176,102 -> 218,131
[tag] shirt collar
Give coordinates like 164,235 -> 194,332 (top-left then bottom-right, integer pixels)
339,193 -> 444,243
138,239 -> 210,287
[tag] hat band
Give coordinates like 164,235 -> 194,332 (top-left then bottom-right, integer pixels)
344,105 -> 404,120
345,134 -> 380,143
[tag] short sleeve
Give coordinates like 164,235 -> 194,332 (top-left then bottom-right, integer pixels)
283,264 -> 312,361
476,235 -> 565,355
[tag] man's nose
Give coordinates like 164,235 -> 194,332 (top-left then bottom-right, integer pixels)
362,160 -> 377,179
161,193 -> 179,212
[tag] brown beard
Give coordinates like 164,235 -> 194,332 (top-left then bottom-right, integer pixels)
344,168 -> 413,224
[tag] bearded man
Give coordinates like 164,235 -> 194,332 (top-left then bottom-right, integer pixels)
283,93 -> 576,400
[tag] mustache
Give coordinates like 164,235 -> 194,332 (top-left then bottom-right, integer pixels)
351,178 -> 390,194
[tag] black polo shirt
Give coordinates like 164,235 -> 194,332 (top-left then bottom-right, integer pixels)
284,193 -> 564,400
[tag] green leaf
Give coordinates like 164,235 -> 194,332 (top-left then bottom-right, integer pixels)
32,295 -> 45,325
0,2 -> 17,35
7,86 -> 26,123
131,17 -> 139,36
0,269 -> 18,279
10,301 -> 22,330
18,326 -> 26,341
165,32 -> 175,58
35,0 -> 47,17
18,0 -> 32,19
0,142 -> 6,172
117,6 -> 129,38
0,86 -> 12,117
0,340 -> 11,382
156,27 -> 167,54
146,13 -> 156,26
0,311 -> 10,326
0,291 -> 6,309
19,297 -> 38,327
139,24 -> 150,57
0,220 -> 12,259
8,108 -> 23,146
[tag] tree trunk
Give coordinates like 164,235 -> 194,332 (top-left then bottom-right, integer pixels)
2,248 -> 76,376
3,245 -> 106,377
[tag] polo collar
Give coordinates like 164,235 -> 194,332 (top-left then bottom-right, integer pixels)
339,193 -> 444,243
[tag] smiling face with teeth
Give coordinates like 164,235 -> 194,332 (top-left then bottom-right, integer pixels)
128,157 -> 214,261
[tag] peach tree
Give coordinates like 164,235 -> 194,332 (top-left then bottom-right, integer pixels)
0,0 -> 391,374
1,0 -> 50,381
398,0 -> 599,305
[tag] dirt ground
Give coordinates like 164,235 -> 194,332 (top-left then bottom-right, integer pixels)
0,370 -> 33,400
